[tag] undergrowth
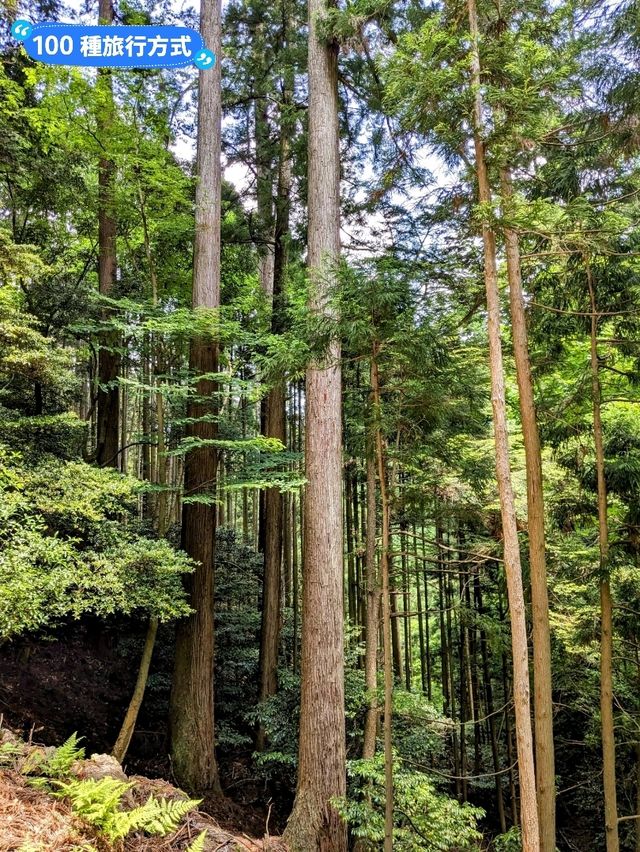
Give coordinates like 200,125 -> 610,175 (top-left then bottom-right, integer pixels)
0,732 -> 206,850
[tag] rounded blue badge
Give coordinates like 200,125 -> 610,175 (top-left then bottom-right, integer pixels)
11,20 -> 33,40
193,48 -> 215,70
16,23 -> 214,70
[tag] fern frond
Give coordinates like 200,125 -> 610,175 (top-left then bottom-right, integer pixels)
52,776 -> 200,842
45,733 -> 85,777
128,794 -> 202,835
187,830 -> 208,851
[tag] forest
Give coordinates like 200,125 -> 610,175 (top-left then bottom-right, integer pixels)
1,0 -> 640,849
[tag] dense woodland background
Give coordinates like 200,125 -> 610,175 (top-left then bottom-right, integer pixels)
1,0 -> 640,849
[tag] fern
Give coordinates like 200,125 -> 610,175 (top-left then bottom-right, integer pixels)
0,740 -> 23,766
21,733 -> 84,781
44,733 -> 85,777
53,776 -> 201,842
131,795 -> 202,834
187,830 -> 208,851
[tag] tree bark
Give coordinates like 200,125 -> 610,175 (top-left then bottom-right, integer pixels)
466,0 -> 540,846
168,0 -> 222,793
502,169 -> 556,852
283,0 -> 346,843
95,0 -> 120,468
587,261 -> 619,852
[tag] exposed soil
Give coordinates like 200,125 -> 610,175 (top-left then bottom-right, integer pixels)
0,621 -> 284,842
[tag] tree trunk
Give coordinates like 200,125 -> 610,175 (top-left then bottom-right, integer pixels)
466,0 -> 539,846
168,0 -> 222,793
112,617 -> 158,764
502,169 -> 556,852
95,0 -> 120,468
283,0 -> 346,843
587,261 -> 619,852
363,448 -> 380,759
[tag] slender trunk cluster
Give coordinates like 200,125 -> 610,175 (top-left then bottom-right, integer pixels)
467,0 -> 540,847
501,171 -> 556,850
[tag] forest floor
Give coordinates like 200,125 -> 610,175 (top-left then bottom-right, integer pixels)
0,737 -> 287,851
0,624 -> 287,851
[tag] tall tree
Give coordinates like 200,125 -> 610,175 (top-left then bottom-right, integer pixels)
283,0 -> 347,844
168,0 -> 223,793
95,0 -> 119,468
587,260 -> 619,852
501,170 -> 555,850
466,0 -> 540,846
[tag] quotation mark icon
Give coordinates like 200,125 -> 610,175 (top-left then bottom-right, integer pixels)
194,49 -> 215,69
11,20 -> 33,40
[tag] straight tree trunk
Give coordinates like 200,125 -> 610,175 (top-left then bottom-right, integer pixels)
168,0 -> 222,792
283,0 -> 346,844
587,262 -> 619,852
501,169 -> 556,852
362,447 -> 380,759
95,0 -> 119,468
466,0 -> 539,846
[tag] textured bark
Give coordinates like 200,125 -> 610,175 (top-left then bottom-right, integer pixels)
502,170 -> 556,852
587,263 -> 619,852
169,0 -> 222,793
283,0 -> 346,844
95,0 -> 119,468
362,449 -> 380,760
467,0 -> 539,846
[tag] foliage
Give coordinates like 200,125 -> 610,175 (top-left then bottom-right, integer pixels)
0,443 -> 193,639
492,827 -> 522,852
52,777 -> 200,842
335,755 -> 483,851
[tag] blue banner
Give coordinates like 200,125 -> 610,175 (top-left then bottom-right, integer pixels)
11,21 -> 215,70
